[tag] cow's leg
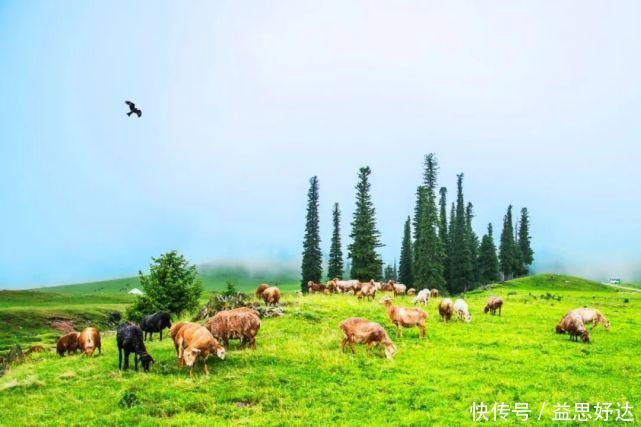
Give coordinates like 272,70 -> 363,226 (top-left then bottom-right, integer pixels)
123,350 -> 130,370
340,337 -> 348,352
348,340 -> 356,354
366,342 -> 372,356
160,329 -> 163,341
118,347 -> 122,370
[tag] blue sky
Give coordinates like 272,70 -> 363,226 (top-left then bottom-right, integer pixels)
1,1 -> 640,288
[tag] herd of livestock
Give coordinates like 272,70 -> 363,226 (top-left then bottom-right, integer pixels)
53,279 -> 612,375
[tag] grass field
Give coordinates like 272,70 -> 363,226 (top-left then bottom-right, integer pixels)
1,274 -> 640,426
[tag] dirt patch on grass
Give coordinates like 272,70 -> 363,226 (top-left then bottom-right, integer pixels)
48,318 -> 75,333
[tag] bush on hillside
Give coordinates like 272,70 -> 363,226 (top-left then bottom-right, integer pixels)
126,250 -> 203,321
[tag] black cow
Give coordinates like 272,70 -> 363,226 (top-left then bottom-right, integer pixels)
140,312 -> 172,341
116,322 -> 154,372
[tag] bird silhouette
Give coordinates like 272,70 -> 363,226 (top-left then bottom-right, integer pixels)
125,101 -> 142,117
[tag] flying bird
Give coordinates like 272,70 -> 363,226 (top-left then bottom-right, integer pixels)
125,101 -> 142,117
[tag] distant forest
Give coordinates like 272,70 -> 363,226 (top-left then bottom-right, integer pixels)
301,154 -> 533,294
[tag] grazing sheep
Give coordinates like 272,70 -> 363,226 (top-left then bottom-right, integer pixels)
339,317 -> 396,359
407,288 -> 416,296
453,299 -> 471,323
56,332 -> 80,356
326,280 -> 338,294
140,311 -> 172,341
567,308 -> 610,330
335,279 -> 359,293
205,307 -> 261,349
439,298 -> 454,322
484,297 -> 503,316
175,323 -> 226,376
412,289 -> 430,306
307,281 -> 326,294
556,312 -> 590,343
260,286 -> 281,306
380,296 -> 428,338
79,327 -> 101,357
359,281 -> 377,301
170,321 -> 193,357
430,289 -> 439,298
380,280 -> 395,292
117,322 -> 154,372
392,283 -> 407,296
255,283 -> 270,298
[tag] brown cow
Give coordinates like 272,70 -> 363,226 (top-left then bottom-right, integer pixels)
175,323 -> 226,376
78,327 -> 101,357
56,332 -> 80,356
205,307 -> 261,349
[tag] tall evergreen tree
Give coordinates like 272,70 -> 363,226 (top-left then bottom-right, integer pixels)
447,201 -> 456,286
449,174 -> 473,293
438,187 -> 451,290
301,176 -> 322,292
348,166 -> 384,281
499,205 -> 516,280
516,207 -> 534,276
384,264 -> 395,281
392,259 -> 398,281
398,216 -> 414,287
478,223 -> 500,284
423,153 -> 439,191
466,202 -> 480,287
327,202 -> 344,280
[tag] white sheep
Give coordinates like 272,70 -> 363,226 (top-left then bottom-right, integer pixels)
453,298 -> 471,323
412,289 -> 430,306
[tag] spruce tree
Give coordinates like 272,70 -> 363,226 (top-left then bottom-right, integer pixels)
438,187 -> 450,290
499,205 -> 516,280
478,223 -> 500,284
413,155 -> 446,291
384,264 -> 395,281
392,260 -> 398,281
301,176 -> 322,292
516,207 -> 534,276
327,202 -> 344,280
348,166 -> 384,281
449,174 -> 473,293
466,202 -> 480,287
398,216 -> 414,287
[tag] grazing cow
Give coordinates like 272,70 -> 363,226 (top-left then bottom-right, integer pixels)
307,281 -> 326,294
407,288 -> 416,296
412,289 -> 430,306
567,308 -> 610,330
430,289 -> 439,298
79,327 -> 102,357
484,297 -> 503,316
117,322 -> 154,372
261,286 -> 281,305
255,284 -> 270,298
56,332 -> 80,356
556,312 -> 590,343
453,299 -> 471,323
380,296 -> 428,338
140,312 -> 172,341
339,317 -> 396,359
175,323 -> 226,376
205,307 -> 261,349
439,298 -> 454,323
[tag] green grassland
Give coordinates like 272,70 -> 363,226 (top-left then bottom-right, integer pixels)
1,274 -> 640,426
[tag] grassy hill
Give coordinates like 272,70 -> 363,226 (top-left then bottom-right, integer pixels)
1,273 -> 639,425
